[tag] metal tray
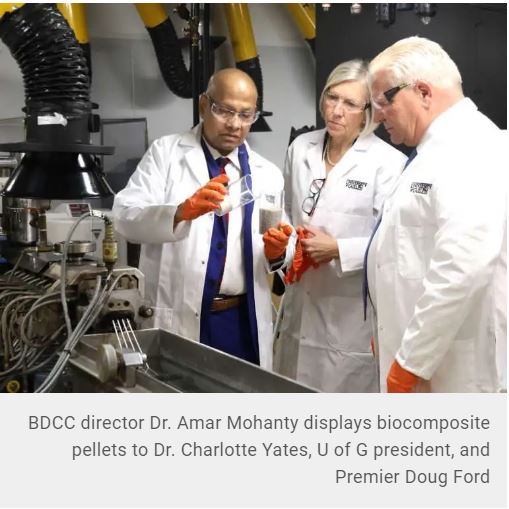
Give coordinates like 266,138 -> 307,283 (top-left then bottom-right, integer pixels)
70,328 -> 317,393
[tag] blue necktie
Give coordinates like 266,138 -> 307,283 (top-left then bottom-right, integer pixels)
238,144 -> 259,361
199,141 -> 259,363
362,149 -> 417,319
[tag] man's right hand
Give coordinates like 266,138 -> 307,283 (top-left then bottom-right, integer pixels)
263,223 -> 293,260
176,174 -> 229,222
386,360 -> 419,393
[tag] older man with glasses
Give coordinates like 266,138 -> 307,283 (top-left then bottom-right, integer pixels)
365,36 -> 506,393
113,68 -> 288,368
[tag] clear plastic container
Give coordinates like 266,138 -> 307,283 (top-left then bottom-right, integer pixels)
215,174 -> 256,217
259,190 -> 283,233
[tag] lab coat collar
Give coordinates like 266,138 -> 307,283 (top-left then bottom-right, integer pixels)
304,128 -> 376,179
202,138 -> 240,170
353,132 -> 377,152
329,135 -> 369,180
303,130 -> 327,179
179,124 -> 256,185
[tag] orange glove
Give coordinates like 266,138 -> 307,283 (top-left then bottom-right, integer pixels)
263,223 -> 293,260
285,227 -> 319,284
386,360 -> 419,393
179,174 -> 229,221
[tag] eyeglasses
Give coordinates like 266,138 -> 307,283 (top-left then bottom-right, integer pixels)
323,91 -> 368,114
206,95 -> 260,125
302,178 -> 326,216
372,83 -> 410,110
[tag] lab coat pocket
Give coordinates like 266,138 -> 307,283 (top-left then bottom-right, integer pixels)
152,307 -> 174,330
327,173 -> 372,216
313,209 -> 372,238
397,226 -> 434,279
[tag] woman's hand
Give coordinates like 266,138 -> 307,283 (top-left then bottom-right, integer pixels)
300,225 -> 338,264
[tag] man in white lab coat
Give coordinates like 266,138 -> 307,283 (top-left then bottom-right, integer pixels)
366,36 -> 506,392
113,69 -> 287,369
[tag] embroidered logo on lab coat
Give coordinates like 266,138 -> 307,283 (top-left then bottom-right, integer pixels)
345,179 -> 367,191
410,182 -> 432,195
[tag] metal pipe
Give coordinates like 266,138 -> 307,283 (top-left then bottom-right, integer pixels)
286,4 -> 316,40
202,3 -> 212,92
135,3 -> 193,98
223,3 -> 271,131
190,3 -> 200,126
57,3 -> 89,43
0,158 -> 17,168
224,4 -> 257,62
0,4 -> 23,18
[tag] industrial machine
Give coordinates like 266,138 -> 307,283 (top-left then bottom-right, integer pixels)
0,205 -> 149,392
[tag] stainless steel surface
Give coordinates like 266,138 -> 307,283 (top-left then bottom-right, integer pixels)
97,343 -> 118,383
0,155 -> 18,170
70,328 -> 317,393
110,318 -> 146,387
3,198 -> 51,245
3,248 -> 55,275
4,206 -> 37,245
53,240 -> 96,255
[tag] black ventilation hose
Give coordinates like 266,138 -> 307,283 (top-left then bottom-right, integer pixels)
0,3 -> 110,151
146,18 -> 192,99
0,4 -> 91,115
0,3 -> 112,156
80,42 -> 92,84
236,56 -> 271,132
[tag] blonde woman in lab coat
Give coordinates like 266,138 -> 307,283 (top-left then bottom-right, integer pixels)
273,60 -> 407,392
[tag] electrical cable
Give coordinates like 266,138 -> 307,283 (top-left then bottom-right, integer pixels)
20,298 -> 63,348
36,274 -> 105,392
5,248 -> 29,283
60,209 -> 107,338
37,271 -> 128,392
1,295 -> 38,367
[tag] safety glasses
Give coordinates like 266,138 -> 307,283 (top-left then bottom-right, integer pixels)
301,178 -> 326,216
372,83 -> 410,110
206,95 -> 260,126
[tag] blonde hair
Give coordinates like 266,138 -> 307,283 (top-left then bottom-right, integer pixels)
319,59 -> 377,137
369,36 -> 463,90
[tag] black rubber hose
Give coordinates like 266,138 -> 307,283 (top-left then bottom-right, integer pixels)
0,3 -> 91,115
146,18 -> 192,99
80,42 -> 92,84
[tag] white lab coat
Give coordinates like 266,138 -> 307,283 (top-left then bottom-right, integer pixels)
112,125 -> 286,369
274,129 -> 406,392
369,98 -> 506,392
494,224 -> 507,392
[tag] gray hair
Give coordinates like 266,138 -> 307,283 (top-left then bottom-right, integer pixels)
319,59 -> 377,137
369,36 -> 463,91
